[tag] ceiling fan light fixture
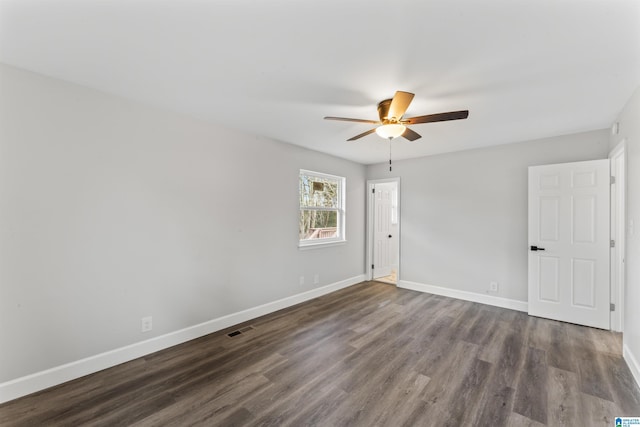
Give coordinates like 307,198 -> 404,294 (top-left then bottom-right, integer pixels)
324,91 -> 468,142
375,123 -> 406,139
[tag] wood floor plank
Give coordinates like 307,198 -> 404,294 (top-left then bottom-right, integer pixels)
353,370 -> 431,427
411,340 -> 481,424
545,321 -> 576,373
463,307 -> 499,345
216,407 -> 255,427
575,347 -> 615,401
329,338 -> 434,426
513,346 -> 548,424
506,310 -> 531,333
131,352 -> 285,426
579,392 -> 624,426
601,353 -> 640,415
528,316 -> 553,350
475,345 -> 519,427
439,357 -> 493,425
478,320 -> 510,364
475,385 -> 516,426
132,374 -> 271,426
280,386 -> 350,427
493,327 -> 529,389
336,335 -> 414,393
507,412 -> 547,426
1,281 -> 638,426
248,381 -> 340,426
547,366 -> 582,426
589,328 -> 623,356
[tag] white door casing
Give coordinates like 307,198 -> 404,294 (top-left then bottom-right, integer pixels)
366,178 -> 400,283
609,141 -> 626,332
528,159 -> 610,329
373,183 -> 396,279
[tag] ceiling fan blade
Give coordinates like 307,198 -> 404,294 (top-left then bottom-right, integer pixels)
403,110 -> 469,124
402,127 -> 422,141
387,91 -> 415,121
324,116 -> 380,124
347,128 -> 377,141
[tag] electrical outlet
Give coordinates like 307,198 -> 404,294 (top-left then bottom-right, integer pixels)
299,276 -> 305,286
141,316 -> 153,332
313,274 -> 319,285
489,282 -> 499,292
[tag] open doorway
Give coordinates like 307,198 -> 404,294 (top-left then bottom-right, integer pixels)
367,178 -> 400,285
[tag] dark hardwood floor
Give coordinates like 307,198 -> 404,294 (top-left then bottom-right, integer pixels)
1,281 -> 639,426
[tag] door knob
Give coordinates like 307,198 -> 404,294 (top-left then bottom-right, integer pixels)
388,235 -> 392,238
530,245 -> 546,251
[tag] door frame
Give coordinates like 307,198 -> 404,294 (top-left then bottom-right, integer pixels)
610,140 -> 626,332
366,178 -> 401,283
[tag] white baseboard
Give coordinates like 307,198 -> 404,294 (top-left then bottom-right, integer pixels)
0,274 -> 365,404
397,280 -> 528,312
623,343 -> 640,390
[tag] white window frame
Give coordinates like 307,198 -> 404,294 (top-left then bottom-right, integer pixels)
298,169 -> 346,248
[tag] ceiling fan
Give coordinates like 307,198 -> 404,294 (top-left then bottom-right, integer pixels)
324,91 -> 469,142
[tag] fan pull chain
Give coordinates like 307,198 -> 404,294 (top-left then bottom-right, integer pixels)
389,137 -> 393,172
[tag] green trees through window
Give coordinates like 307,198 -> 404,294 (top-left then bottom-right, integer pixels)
299,170 -> 345,244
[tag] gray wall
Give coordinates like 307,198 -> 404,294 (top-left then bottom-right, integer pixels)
367,130 -> 610,302
0,64 -> 366,382
610,85 -> 640,375
2,60 -> 633,388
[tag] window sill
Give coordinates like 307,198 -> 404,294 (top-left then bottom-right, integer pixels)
298,240 -> 347,250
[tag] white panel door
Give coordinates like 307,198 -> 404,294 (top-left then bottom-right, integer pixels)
373,183 -> 394,279
528,159 -> 610,329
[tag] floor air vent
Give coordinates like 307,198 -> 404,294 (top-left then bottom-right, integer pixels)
226,325 -> 255,338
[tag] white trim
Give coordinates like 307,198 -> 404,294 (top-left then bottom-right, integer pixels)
397,280 -> 528,312
623,344 -> 640,390
298,240 -> 347,250
366,177 -> 401,282
0,274 -> 365,404
298,237 -> 346,248
609,140 -> 626,332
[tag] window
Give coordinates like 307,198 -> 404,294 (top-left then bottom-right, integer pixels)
299,170 -> 345,247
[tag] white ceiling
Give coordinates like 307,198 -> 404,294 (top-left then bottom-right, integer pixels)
1,0 -> 639,164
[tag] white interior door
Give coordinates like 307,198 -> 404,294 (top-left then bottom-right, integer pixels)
373,183 -> 397,279
528,159 -> 610,329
